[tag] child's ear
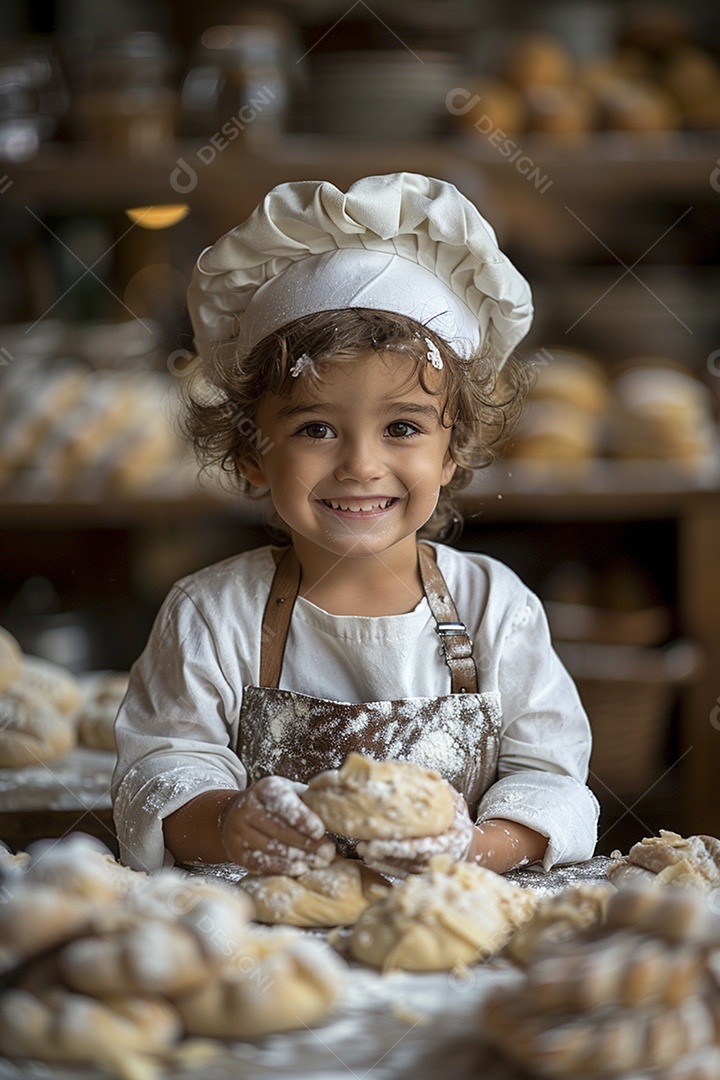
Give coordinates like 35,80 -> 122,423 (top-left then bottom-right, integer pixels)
237,452 -> 269,488
441,446 -> 457,487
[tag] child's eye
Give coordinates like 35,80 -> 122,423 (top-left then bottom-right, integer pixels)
386,421 -> 420,438
297,422 -> 335,440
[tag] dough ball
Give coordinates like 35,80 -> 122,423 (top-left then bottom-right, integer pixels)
348,856 -> 536,971
175,931 -> 346,1038
24,834 -> 146,901
0,989 -> 181,1070
242,858 -> 391,927
617,830 -> 720,889
0,686 -> 75,767
303,752 -> 455,840
59,919 -> 218,997
0,625 -> 22,693
504,32 -> 576,89
609,366 -> 716,461
528,350 -> 609,415
11,654 -> 82,715
76,672 -> 128,750
0,884 -> 99,973
484,984 -> 716,1076
483,879 -> 720,1078
127,870 -> 254,954
605,882 -> 720,947
505,883 -> 613,966
508,401 -> 601,461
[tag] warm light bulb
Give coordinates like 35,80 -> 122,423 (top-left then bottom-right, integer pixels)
125,205 -> 190,229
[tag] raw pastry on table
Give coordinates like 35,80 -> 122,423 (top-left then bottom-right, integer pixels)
483,881 -> 720,1077
0,832 -> 347,1078
0,629 -> 81,766
76,671 -> 129,751
608,830 -> 720,890
241,857 -> 391,927
302,752 -> 456,840
348,855 -> 536,971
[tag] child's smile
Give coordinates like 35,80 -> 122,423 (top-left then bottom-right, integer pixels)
318,496 -> 399,516
241,349 -> 457,584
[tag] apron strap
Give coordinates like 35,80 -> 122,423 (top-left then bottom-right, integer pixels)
259,546 -> 301,689
418,543 -> 479,695
259,543 -> 479,694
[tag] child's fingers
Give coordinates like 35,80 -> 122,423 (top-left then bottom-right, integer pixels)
230,798 -> 320,853
254,776 -> 327,840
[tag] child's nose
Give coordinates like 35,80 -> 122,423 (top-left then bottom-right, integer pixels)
333,438 -> 385,483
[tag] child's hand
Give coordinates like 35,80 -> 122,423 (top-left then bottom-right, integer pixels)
221,776 -> 336,876
356,786 -> 474,877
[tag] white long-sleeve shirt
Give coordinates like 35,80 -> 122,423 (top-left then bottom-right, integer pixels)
112,541 -> 599,872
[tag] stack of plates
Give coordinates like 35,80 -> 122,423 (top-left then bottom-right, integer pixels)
307,51 -> 461,139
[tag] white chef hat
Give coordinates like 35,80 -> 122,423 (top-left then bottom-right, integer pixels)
187,172 -> 533,375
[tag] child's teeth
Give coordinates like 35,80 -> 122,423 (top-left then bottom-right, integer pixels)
326,499 -> 393,511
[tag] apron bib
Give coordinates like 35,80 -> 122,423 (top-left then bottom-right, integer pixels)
236,544 -> 501,818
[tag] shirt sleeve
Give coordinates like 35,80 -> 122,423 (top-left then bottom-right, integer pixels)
475,588 -> 600,868
112,585 -> 247,871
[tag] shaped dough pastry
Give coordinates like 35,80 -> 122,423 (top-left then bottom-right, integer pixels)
24,834 -> 146,901
76,672 -> 129,750
10,654 -> 82,715
303,752 -> 455,840
242,858 -> 391,926
505,883 -> 612,966
0,989 -> 181,1077
0,687 -> 75,767
628,831 -> 720,887
483,881 -> 720,1079
0,884 -> 99,974
175,932 -> 345,1038
0,626 -> 22,692
60,919 -> 220,997
349,856 -> 536,971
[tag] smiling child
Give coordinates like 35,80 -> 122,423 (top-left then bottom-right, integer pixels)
112,173 -> 599,877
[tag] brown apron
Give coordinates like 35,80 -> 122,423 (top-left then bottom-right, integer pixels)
236,543 -> 501,818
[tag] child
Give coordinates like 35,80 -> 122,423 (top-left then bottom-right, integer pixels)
112,172 -> 599,877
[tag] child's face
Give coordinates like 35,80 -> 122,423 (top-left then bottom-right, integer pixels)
241,350 -> 457,564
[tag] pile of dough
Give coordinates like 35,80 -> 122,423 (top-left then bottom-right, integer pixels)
0,989 -> 182,1080
10,654 -> 82,716
175,931 -> 346,1038
76,672 -> 129,750
348,855 -> 536,971
61,917 -> 231,998
0,626 -> 22,692
0,685 -> 76,767
504,883 -> 613,966
608,364 -> 717,464
608,831 -> 720,891
0,642 -> 84,767
23,833 -> 147,900
0,833 -> 347,1076
483,882 -> 720,1077
242,858 -> 391,927
303,752 -> 455,840
506,349 -> 609,466
0,835 -> 147,972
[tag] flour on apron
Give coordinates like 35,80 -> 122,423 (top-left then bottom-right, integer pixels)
236,544 -> 502,819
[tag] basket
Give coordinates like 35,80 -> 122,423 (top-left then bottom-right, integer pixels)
555,639 -> 702,797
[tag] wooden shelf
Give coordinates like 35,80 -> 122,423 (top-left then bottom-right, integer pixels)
2,132 -> 717,214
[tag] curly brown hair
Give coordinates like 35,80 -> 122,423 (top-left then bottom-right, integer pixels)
181,308 -> 530,541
